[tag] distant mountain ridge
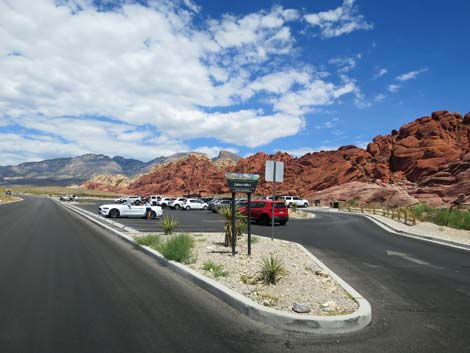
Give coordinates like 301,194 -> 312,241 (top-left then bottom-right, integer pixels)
0,151 -> 241,185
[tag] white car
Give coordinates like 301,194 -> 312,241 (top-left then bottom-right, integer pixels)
159,197 -> 176,208
169,197 -> 187,209
182,199 -> 208,210
148,195 -> 163,206
276,195 -> 309,208
115,195 -> 141,204
99,201 -> 163,219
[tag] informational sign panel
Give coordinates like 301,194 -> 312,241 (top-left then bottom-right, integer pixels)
265,161 -> 284,182
225,173 -> 260,193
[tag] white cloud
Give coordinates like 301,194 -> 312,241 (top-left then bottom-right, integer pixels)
304,0 -> 372,38
374,93 -> 385,102
0,0 -> 359,164
396,67 -> 428,81
388,84 -> 400,93
374,68 -> 388,79
329,54 -> 362,73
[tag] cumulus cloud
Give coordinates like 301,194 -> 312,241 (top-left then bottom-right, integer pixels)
374,93 -> 385,102
374,68 -> 388,79
388,84 -> 400,93
0,0 -> 360,164
396,67 -> 428,81
304,0 -> 372,38
329,54 -> 362,73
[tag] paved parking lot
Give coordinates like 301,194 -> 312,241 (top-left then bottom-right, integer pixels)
74,199 -> 302,234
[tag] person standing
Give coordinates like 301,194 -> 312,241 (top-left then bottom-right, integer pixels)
145,198 -> 152,220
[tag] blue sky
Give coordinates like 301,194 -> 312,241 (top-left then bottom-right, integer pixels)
1,0 -> 469,165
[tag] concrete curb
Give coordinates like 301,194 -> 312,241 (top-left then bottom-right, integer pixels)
59,200 -> 372,334
309,208 -> 470,252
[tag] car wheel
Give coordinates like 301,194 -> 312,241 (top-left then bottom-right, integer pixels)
260,214 -> 270,226
203,205 -> 208,210
150,211 -> 157,219
109,209 -> 120,218
279,220 -> 287,226
186,206 -> 191,210
304,203 -> 308,208
174,204 -> 180,209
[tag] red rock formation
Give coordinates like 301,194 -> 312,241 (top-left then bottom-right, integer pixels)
124,154 -> 231,196
84,110 -> 470,206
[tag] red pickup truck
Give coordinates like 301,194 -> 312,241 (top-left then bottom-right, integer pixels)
239,200 -> 289,225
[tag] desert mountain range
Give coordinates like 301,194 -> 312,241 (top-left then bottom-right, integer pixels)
83,110 -> 470,207
0,151 -> 241,186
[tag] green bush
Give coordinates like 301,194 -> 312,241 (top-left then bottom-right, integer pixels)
412,203 -> 470,230
158,233 -> 194,263
160,215 -> 178,235
290,203 -> 298,213
259,255 -> 286,285
134,234 -> 160,247
202,260 -> 227,277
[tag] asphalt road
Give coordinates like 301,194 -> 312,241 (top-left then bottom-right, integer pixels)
2,197 -> 470,352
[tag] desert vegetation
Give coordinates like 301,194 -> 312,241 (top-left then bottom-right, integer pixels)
10,186 -> 119,198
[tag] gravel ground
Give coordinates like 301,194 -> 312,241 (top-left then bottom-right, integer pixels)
369,214 -> 470,246
185,232 -> 358,316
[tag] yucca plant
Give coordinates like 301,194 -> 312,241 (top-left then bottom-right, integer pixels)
218,205 -> 246,247
259,255 -> 286,285
160,215 -> 178,235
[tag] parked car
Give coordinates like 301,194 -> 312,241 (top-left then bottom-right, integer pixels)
158,197 -> 175,208
60,195 -> 79,202
200,197 -> 214,203
114,195 -> 141,204
239,200 -> 289,225
182,199 -> 208,210
210,199 -> 232,213
148,195 -> 163,206
169,197 -> 187,209
99,200 -> 163,219
276,195 -> 309,208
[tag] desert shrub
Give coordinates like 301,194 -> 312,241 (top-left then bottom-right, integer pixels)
412,204 -> 470,230
218,205 -> 246,246
203,260 -> 227,277
134,234 -> 160,247
348,199 -> 359,208
160,215 -> 178,234
291,203 -> 298,213
259,255 -> 286,285
158,233 -> 194,263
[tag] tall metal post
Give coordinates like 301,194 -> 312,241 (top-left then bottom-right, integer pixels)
231,192 -> 236,256
271,161 -> 276,241
247,192 -> 252,256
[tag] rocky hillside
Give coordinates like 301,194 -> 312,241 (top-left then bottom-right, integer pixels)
83,110 -> 470,206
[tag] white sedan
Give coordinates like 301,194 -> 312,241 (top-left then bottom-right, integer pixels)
182,199 -> 209,210
99,201 -> 163,219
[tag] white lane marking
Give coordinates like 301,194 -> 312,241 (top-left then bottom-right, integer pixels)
386,250 -> 432,266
